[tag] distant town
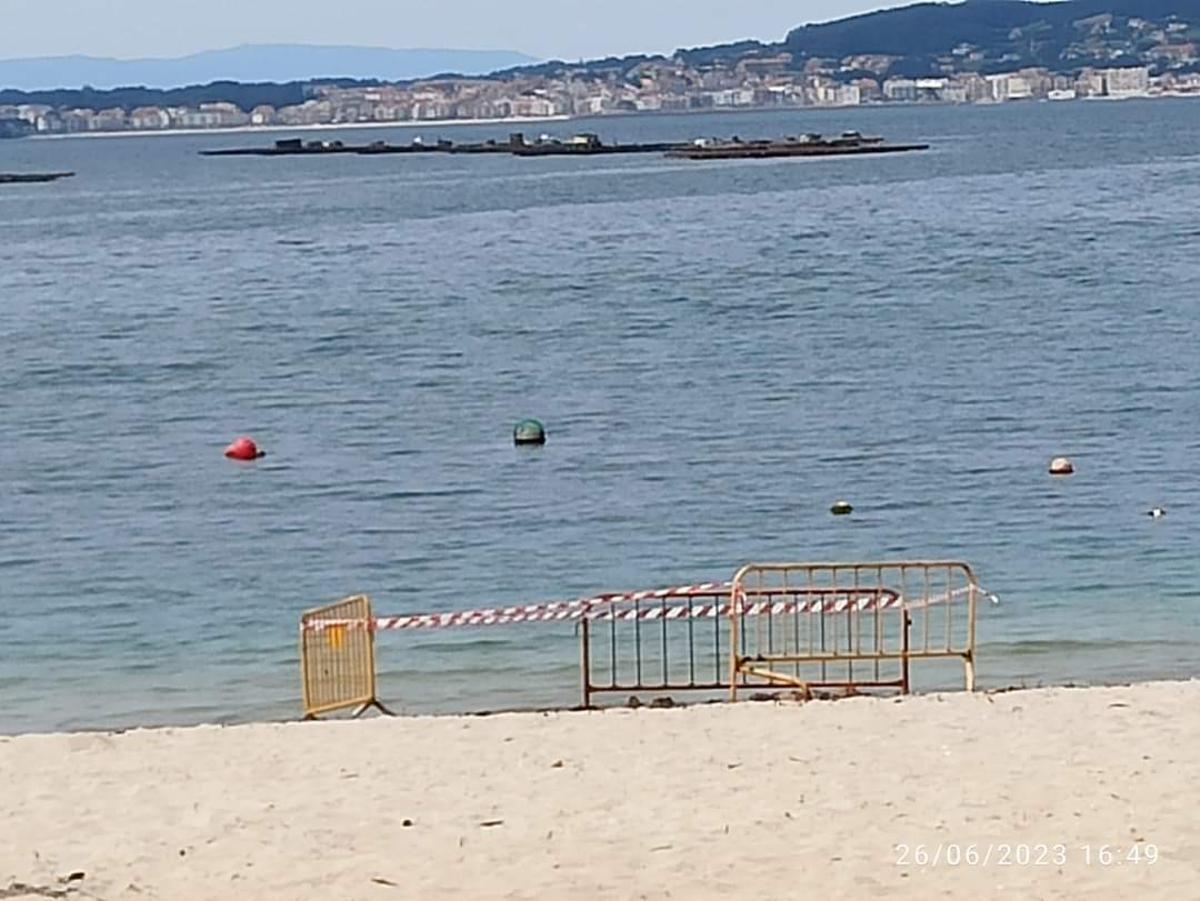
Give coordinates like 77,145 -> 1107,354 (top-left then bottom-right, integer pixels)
2,6 -> 1199,137
2,61 -> 1196,138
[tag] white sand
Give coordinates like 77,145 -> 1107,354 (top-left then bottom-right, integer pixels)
2,681 -> 1198,900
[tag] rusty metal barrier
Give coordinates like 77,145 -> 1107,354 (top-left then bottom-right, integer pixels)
728,562 -> 979,701
298,563 -> 986,714
299,595 -> 393,719
578,588 -> 731,707
577,582 -> 911,706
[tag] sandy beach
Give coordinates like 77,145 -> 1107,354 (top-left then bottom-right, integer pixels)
2,681 -> 1198,900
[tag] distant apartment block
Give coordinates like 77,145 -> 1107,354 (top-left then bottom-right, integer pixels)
1102,66 -> 1152,97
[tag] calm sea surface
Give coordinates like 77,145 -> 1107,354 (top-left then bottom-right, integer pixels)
2,101 -> 1199,733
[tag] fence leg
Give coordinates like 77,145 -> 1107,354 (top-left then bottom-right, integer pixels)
579,619 -> 592,709
351,699 -> 395,718
728,623 -> 740,703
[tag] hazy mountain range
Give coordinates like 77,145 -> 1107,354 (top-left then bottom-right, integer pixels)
0,45 -> 539,91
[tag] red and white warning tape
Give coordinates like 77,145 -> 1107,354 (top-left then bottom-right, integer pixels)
298,579 -> 995,633
581,593 -> 905,623
370,592 -> 902,631
311,581 -> 734,632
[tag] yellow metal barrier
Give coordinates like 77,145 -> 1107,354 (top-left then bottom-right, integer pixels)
297,562 -> 985,715
299,595 -> 392,719
729,562 -> 979,701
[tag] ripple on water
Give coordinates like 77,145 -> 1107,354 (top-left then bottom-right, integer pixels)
2,101 -> 1200,732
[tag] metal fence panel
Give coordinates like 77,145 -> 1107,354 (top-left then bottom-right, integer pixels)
299,595 -> 381,718
729,562 -> 978,701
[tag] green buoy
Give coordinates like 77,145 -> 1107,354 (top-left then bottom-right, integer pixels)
831,500 -> 854,516
513,418 -> 546,446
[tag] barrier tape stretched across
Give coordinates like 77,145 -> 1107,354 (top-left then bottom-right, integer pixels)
305,580 -> 733,632
370,593 -> 902,631
299,578 -> 1000,634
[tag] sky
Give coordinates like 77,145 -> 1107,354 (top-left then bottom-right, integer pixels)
0,0 -> 902,61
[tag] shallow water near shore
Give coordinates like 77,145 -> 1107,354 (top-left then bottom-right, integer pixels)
1,100 -> 1198,733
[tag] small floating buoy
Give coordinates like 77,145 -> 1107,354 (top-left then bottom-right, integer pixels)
224,436 -> 265,461
513,418 -> 546,446
1049,457 -> 1075,476
1147,507 -> 1166,519
830,500 -> 854,516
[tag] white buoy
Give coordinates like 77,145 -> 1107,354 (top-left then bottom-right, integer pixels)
1049,457 -> 1075,476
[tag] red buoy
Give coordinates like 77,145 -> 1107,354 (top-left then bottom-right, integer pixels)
224,437 -> 265,461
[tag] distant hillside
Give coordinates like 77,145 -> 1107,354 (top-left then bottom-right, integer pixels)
781,0 -> 1200,73
785,0 -> 1200,58
3,1 -> 1198,119
0,45 -> 538,91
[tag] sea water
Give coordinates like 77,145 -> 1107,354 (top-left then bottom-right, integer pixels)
1,100 -> 1198,733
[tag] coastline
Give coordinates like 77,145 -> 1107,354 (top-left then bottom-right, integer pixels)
28,113 -> 572,141
2,679 -> 1197,899
20,93 -> 1200,142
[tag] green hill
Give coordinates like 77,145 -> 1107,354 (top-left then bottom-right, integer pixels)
783,0 -> 1200,73
670,0 -> 1200,76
